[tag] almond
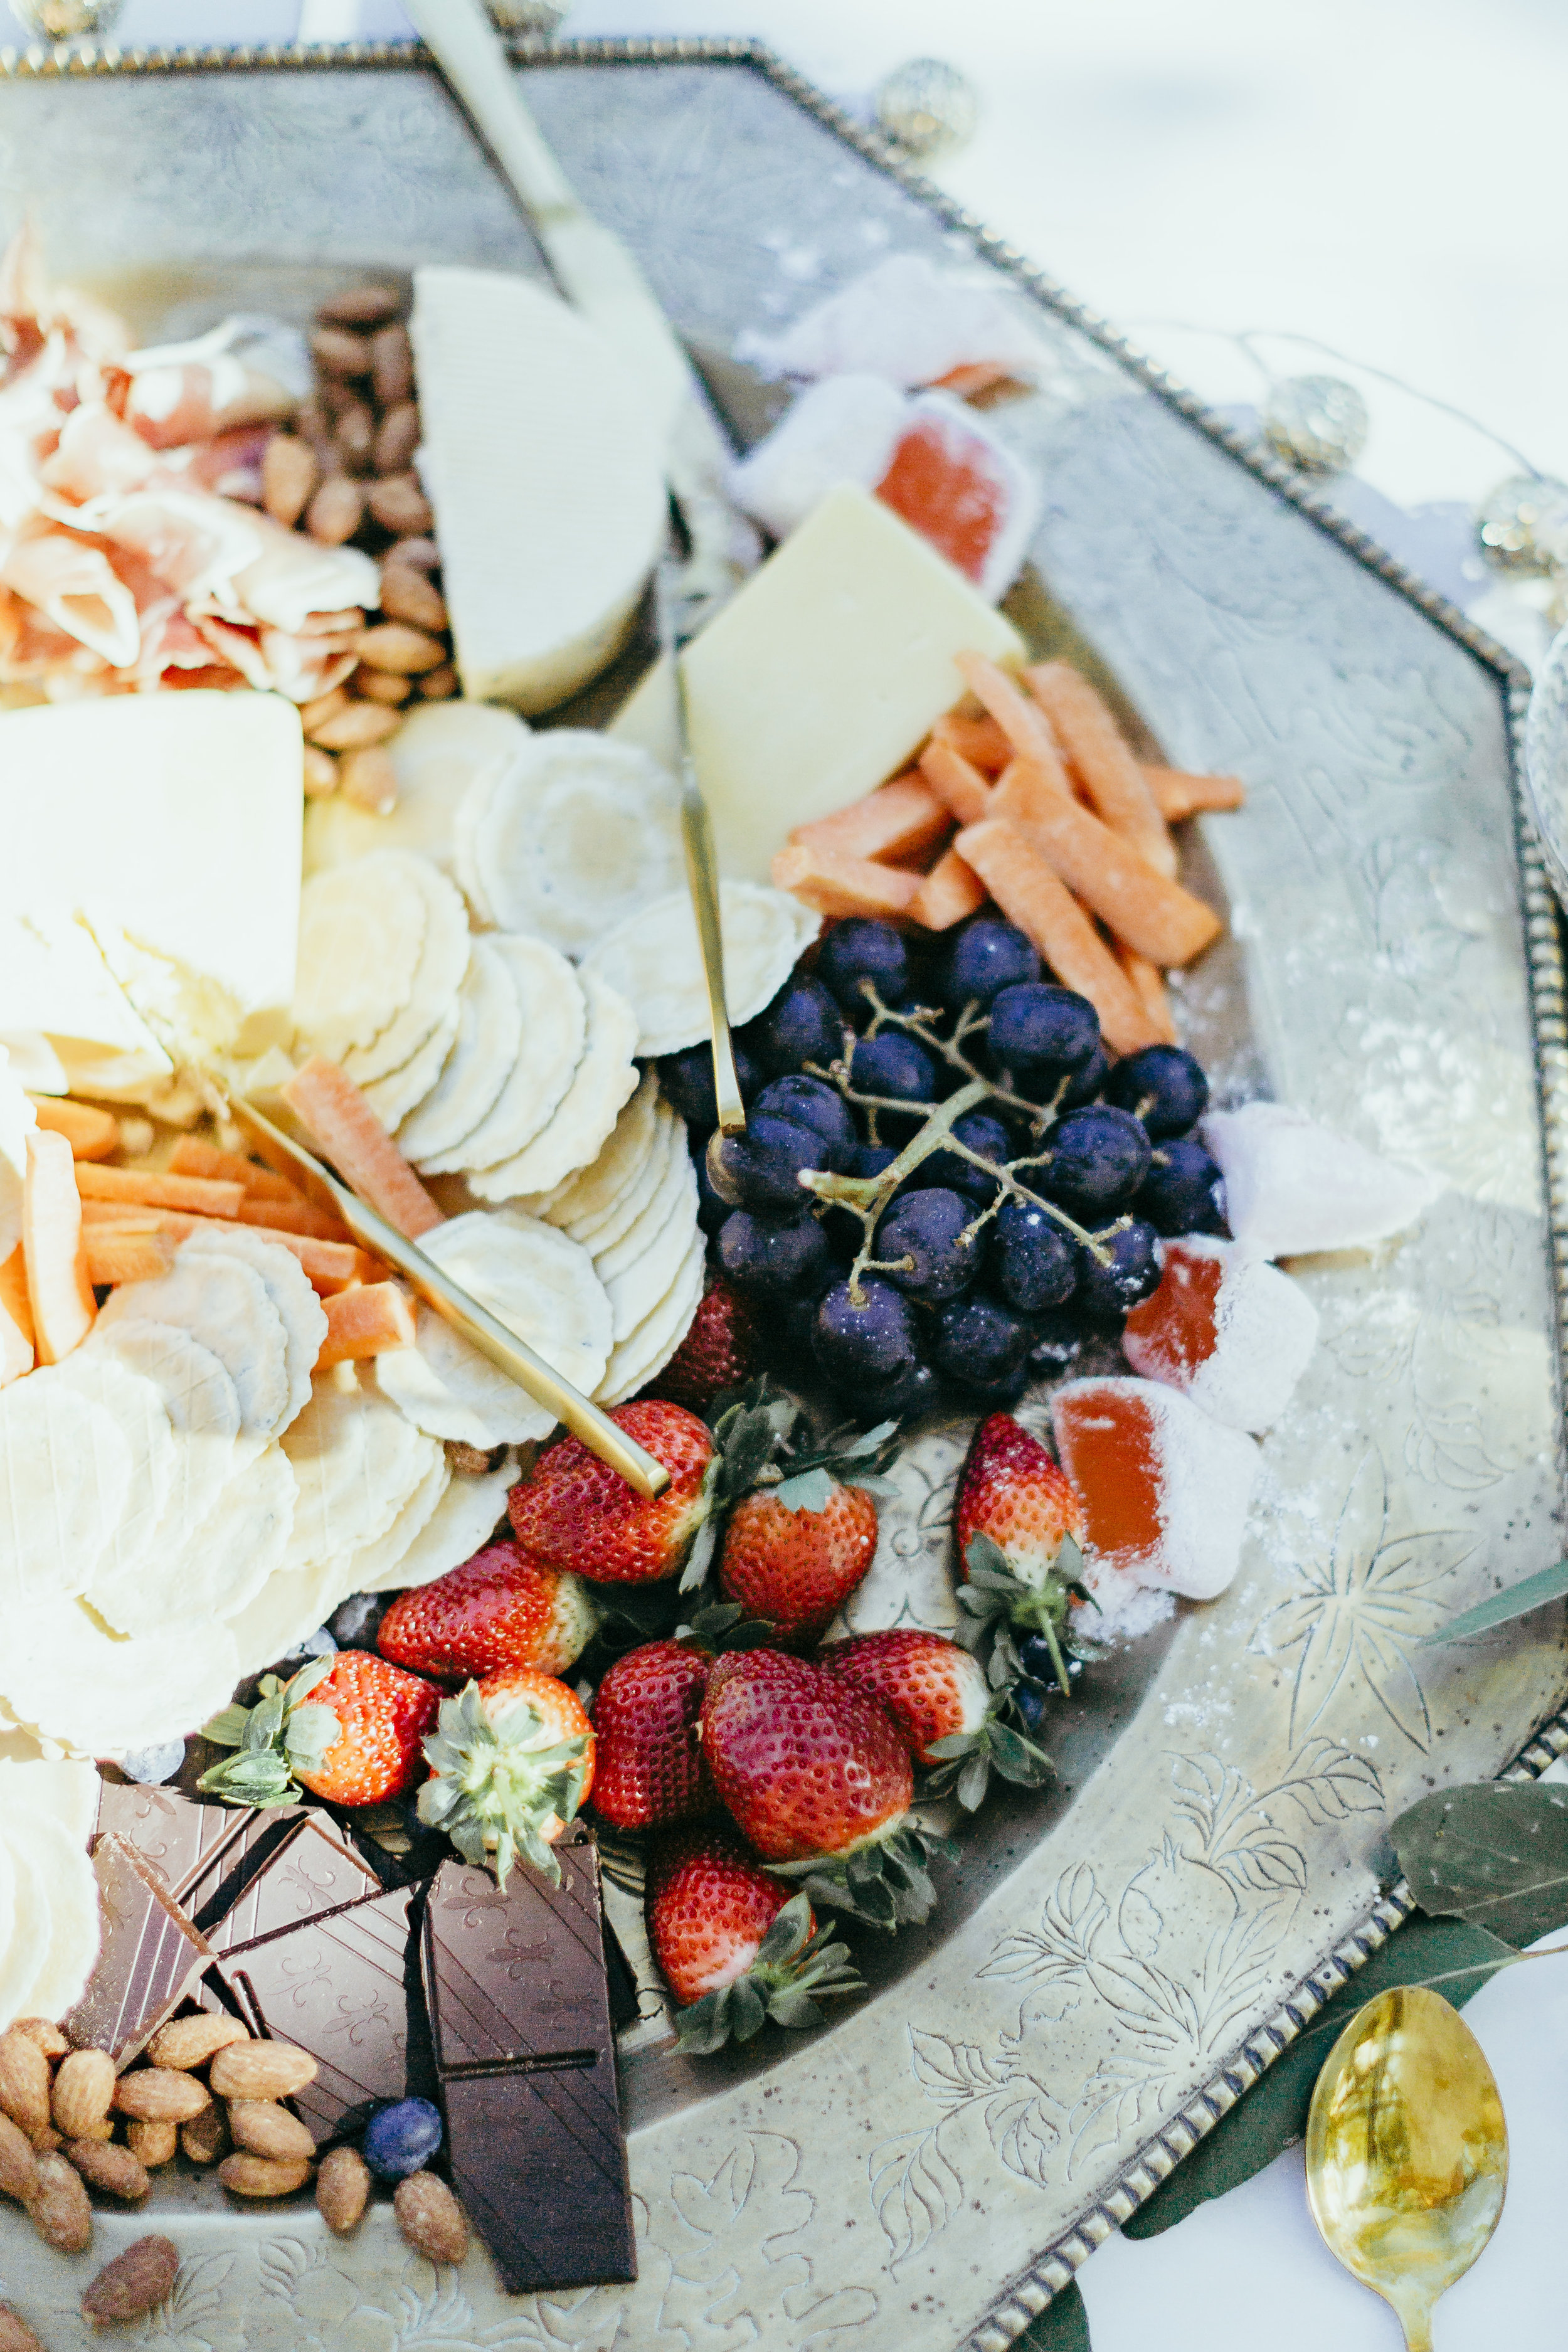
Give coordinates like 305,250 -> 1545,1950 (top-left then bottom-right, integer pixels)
378,564 -> 447,633
308,699 -> 401,751
356,622 -> 447,677
315,2144 -> 369,2236
416,664 -> 459,702
24,2151 -> 91,2253
317,283 -> 402,327
112,2069 -> 211,2124
311,325 -> 371,378
338,745 -> 399,814
216,2152 -> 312,2199
0,2032 -> 51,2144
145,2015 -> 249,2073
335,399 -> 376,472
80,2233 -> 179,2326
374,401 -> 420,477
261,430 -> 319,526
352,664 -> 413,706
9,2020 -> 68,2060
31,2128 -> 60,2156
388,534 -> 440,573
306,474 -> 366,547
127,2118 -> 178,2168
393,2170 -> 468,2266
179,2106 -> 229,2166
208,2042 -> 317,2102
302,743 -> 340,798
371,323 -> 414,409
51,2048 -> 114,2139
0,2302 -> 46,2352
0,2112 -> 38,2202
367,473 -> 433,536
226,2101 -> 314,2163
65,2138 -> 150,2201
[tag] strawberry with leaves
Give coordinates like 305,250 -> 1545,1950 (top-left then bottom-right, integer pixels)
821,1626 -> 1050,1809
647,1824 -> 863,2053
953,1412 -> 1099,1709
200,1652 -> 439,1809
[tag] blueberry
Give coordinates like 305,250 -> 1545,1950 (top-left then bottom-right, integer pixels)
1138,1137 -> 1227,1235
1012,1680 -> 1047,1732
363,2095 -> 443,2181
742,973 -> 844,1075
751,1074 -> 858,1163
1103,1045 -> 1210,1140
694,1137 -> 732,1237
270,1625 -> 337,1676
914,1110 -> 1010,1202
816,919 -> 910,1019
939,918 -> 1041,1012
849,1031 -> 938,1108
876,1187 -> 979,1305
658,1041 -> 761,1130
1042,1105 -> 1152,1213
719,1208 -> 831,1296
1075,1219 -> 1162,1321
858,1356 -> 942,1421
990,1198 -> 1078,1311
988,984 -> 1099,1081
329,1591 -> 389,1649
1018,1634 -> 1083,1692
1029,1313 -> 1084,1372
815,1276 -> 919,1384
709,1111 -> 845,1214
1059,1045 -> 1111,1109
118,1739 -> 185,1786
930,1294 -> 1034,1391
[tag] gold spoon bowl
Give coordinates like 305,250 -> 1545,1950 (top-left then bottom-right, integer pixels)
1306,1985 -> 1507,2351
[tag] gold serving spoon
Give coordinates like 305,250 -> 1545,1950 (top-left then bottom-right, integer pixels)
1306,1985 -> 1507,2350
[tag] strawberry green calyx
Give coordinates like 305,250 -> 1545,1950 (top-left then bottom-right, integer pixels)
418,1681 -> 589,1889
956,1529 -> 1101,1709
196,1659 -> 341,1809
921,1704 -> 1051,1811
770,1818 -> 958,1931
674,1894 -> 865,2055
681,1381 -> 900,1595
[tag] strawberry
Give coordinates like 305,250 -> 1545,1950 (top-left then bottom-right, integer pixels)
647,1823 -> 862,2053
955,1413 -> 1086,1589
952,1414 -> 1097,1708
199,1651 -> 440,1809
418,1665 -> 595,1887
377,1540 -> 599,1682
642,1278 -> 761,1412
507,1400 -> 716,1584
697,1648 -> 950,1927
589,1639 -> 715,1831
718,1480 -> 877,1645
820,1628 -> 1049,1809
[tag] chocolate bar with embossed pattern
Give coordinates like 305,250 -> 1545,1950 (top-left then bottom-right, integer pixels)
201,1812 -> 382,1954
62,1832 -> 212,2065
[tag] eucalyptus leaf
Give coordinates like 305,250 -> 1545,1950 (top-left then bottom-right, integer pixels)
1014,2279 -> 1090,2351
1419,1558 -> 1568,1645
1121,1913 -> 1515,2240
1392,1781 -> 1568,1945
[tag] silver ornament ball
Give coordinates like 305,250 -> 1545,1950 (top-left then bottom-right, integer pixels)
1261,374 -> 1369,476
485,0 -> 571,30
1475,474 -> 1568,577
9,0 -> 123,35
874,58 -> 980,160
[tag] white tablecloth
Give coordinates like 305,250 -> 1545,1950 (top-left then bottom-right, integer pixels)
2,5 -> 1561,2343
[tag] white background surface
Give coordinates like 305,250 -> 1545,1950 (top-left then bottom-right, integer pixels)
2,3 -> 1562,2343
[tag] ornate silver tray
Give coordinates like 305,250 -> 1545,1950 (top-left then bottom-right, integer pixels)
1,36 -> 1566,2352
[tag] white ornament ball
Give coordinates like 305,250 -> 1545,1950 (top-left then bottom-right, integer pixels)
874,58 -> 980,159
1261,375 -> 1369,476
1475,474 -> 1568,576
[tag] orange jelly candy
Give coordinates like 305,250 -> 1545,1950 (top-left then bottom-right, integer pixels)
1050,1374 -> 1260,1600
1123,1240 -> 1224,1388
1051,1383 -> 1164,1571
872,393 -> 1037,601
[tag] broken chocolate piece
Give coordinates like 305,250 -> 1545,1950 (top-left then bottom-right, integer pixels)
202,1813 -> 382,1955
61,1833 -> 211,2065
422,1833 -> 635,2292
215,1882 -> 416,2144
93,1779 -> 280,1914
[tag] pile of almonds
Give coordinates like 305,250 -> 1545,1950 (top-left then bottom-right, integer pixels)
0,2014 -> 468,2337
260,282 -> 457,818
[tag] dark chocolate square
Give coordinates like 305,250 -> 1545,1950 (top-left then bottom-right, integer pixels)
423,1841 -> 609,2069
62,1833 -> 211,2064
442,2058 -> 635,2292
202,1813 -> 382,1955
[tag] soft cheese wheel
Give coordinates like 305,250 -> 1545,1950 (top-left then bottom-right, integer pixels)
411,267 -> 667,713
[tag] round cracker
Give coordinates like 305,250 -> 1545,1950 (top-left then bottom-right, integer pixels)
594,1120 -> 694,1287
292,849 -> 429,1054
226,1555 -> 361,1683
90,1320 -> 241,1535
2,1806 -> 100,2026
432,935 -> 588,1178
344,1453 -> 450,1591
0,1598 -> 240,1756
601,1154 -> 700,1342
303,701 -> 529,879
282,1369 -> 440,1567
342,856 -> 473,1089
474,732 -> 683,955
56,1345 -> 178,1592
468,968 -> 639,1202
398,938 -> 523,1167
183,1226 -> 327,1435
0,1374 -> 134,1608
0,1825 -> 42,2028
453,756 -> 508,927
563,1101 -> 675,1255
581,881 -> 820,1057
364,1454 -> 516,1592
98,1248 -> 290,1443
104,1442 -> 298,1638
361,995 -> 462,1133
544,1069 -> 661,1237
596,1225 -> 706,1406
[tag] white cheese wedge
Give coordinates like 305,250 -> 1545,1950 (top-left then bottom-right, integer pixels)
610,483 -> 1024,882
0,691 -> 302,1066
410,265 -> 667,714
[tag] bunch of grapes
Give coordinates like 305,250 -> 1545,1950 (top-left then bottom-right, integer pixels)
658,916 -> 1226,1421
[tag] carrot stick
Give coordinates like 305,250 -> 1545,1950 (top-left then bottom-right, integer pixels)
236,1195 -> 354,1245
953,652 -> 1075,793
1141,763 -> 1246,821
1025,662 -> 1176,879
1115,943 -> 1178,1045
167,1134 -> 302,1202
789,775 -> 951,865
931,712 -> 1012,772
282,1056 -> 444,1242
909,845 -> 988,931
23,1129 -> 95,1363
919,739 -> 995,827
0,1244 -> 34,1350
928,361 -> 1022,401
74,1163 -> 245,1217
83,1229 -> 177,1287
27,1097 -> 119,1160
952,821 -> 1162,1055
316,1280 -> 417,1369
70,1204 -> 374,1293
990,760 -> 1221,967
770,843 -> 922,922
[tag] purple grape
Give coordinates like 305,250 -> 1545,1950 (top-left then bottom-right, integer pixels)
709,1112 -> 843,1214
1042,1104 -> 1152,1213
1075,1219 -> 1162,1321
988,983 -> 1099,1080
743,973 -> 843,1075
876,1187 -> 979,1305
939,918 -> 1041,1012
857,1357 -> 941,1421
694,1135 -> 731,1236
849,1030 -> 938,1108
1138,1137 -> 1227,1235
1103,1045 -> 1210,1140
990,1198 -> 1078,1311
658,1041 -> 760,1130
1029,1314 -> 1084,1372
1059,1045 -> 1110,1109
814,1276 -> 919,1382
816,919 -> 910,1020
719,1209 -> 832,1296
930,1294 -> 1034,1390
914,1110 -> 1010,1203
751,1073 -> 858,1162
